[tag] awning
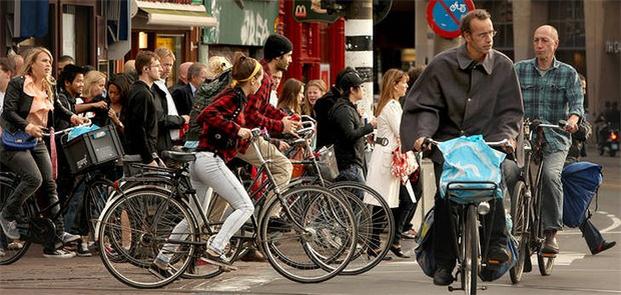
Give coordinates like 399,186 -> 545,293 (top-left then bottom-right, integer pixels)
133,0 -> 217,28
14,1 -> 49,39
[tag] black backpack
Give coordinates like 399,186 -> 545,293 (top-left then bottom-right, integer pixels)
185,69 -> 232,141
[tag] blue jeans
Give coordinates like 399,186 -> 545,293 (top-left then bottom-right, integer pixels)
336,165 -> 365,198
541,147 -> 569,231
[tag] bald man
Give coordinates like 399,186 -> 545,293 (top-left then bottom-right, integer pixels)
515,25 -> 584,255
176,62 -> 193,88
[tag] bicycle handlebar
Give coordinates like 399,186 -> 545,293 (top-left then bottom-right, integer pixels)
423,137 -> 509,147
41,123 -> 92,137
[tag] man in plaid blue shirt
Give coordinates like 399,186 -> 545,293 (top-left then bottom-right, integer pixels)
515,25 -> 584,255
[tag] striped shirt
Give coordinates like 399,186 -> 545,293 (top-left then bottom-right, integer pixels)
514,58 -> 584,152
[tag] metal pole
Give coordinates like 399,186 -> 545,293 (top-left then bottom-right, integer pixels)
345,0 -> 373,115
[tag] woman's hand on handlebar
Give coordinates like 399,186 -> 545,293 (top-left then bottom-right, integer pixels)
25,123 -> 46,139
70,114 -> 91,126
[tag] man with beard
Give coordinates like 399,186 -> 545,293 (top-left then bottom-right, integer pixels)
236,34 -> 300,190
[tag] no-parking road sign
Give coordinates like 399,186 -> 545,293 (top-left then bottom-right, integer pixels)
426,0 -> 476,39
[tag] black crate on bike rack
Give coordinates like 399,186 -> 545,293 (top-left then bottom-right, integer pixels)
62,125 -> 124,174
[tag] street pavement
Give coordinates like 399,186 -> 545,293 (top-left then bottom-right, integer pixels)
1,147 -> 620,295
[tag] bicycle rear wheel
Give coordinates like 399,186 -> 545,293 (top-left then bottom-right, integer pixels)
0,174 -> 32,265
510,181 -> 528,284
98,188 -> 196,288
328,181 -> 394,275
260,185 -> 357,283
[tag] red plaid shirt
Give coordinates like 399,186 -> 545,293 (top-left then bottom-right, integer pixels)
243,60 -> 286,131
196,87 -> 247,162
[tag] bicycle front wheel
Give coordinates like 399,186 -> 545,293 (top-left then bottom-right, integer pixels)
0,174 -> 32,265
259,185 -> 357,283
327,181 -> 395,275
463,205 -> 479,295
98,188 -> 196,288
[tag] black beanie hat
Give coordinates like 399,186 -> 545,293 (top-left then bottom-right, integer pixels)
264,34 -> 293,60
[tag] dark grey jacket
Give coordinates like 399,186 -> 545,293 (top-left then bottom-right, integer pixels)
1,76 -> 73,133
329,97 -> 374,171
123,80 -> 159,164
400,45 -> 524,163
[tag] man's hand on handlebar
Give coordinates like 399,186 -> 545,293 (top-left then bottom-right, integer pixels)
237,127 -> 252,140
414,137 -> 431,152
282,116 -> 302,135
564,115 -> 580,133
500,137 -> 516,154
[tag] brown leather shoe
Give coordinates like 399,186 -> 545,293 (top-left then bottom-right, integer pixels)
542,230 -> 559,254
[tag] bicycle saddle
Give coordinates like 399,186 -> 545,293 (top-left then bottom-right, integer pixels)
161,150 -> 196,163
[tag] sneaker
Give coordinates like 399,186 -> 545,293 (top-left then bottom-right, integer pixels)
60,232 -> 81,244
239,248 -> 267,262
0,214 -> 20,240
7,241 -> 24,250
204,247 -> 238,271
43,249 -> 76,258
148,263 -> 174,279
76,242 -> 92,257
433,267 -> 454,286
591,240 -> 616,255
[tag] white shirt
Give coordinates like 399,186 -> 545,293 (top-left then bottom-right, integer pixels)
154,80 -> 182,140
0,91 -> 5,115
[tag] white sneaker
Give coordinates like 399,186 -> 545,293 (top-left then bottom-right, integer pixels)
43,249 -> 75,258
0,215 -> 20,240
60,232 -> 80,243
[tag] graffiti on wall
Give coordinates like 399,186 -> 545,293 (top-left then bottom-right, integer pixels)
240,10 -> 270,46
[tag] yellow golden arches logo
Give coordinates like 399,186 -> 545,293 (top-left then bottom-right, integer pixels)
294,5 -> 307,18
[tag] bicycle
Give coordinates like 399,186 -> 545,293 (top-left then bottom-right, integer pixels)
283,116 -> 396,275
96,128 -> 358,288
424,137 -> 510,295
509,120 -> 566,283
0,124 -> 120,265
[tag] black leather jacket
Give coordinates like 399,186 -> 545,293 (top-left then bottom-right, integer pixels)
1,76 -> 73,133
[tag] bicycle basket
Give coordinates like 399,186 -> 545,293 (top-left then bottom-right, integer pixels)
316,145 -> 339,181
438,135 -> 506,201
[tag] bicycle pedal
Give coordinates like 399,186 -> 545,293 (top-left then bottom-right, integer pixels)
541,252 -> 557,258
487,259 -> 502,265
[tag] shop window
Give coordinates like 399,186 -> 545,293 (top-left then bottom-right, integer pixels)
62,4 -> 93,66
547,0 -> 586,49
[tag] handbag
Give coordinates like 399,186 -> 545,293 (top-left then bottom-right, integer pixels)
1,129 -> 37,150
391,146 -> 418,183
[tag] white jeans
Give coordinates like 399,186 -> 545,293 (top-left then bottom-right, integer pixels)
156,152 -> 254,263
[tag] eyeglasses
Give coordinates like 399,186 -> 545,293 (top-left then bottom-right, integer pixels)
472,30 -> 498,39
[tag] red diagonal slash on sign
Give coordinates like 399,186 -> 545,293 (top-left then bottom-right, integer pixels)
437,0 -> 461,26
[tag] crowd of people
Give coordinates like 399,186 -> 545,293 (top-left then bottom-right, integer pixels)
0,8 -> 616,287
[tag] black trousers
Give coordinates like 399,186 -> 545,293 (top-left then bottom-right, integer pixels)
432,160 -> 515,268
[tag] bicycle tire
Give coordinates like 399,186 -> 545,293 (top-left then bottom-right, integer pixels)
259,185 -> 357,283
98,189 -> 196,288
464,205 -> 479,295
327,181 -> 395,276
0,174 -> 32,265
509,181 -> 528,284
84,179 -> 114,240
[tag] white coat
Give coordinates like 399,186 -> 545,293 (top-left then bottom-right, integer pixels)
365,100 -> 402,208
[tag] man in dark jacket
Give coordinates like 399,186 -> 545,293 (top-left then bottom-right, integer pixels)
329,70 -> 376,185
314,67 -> 356,150
401,10 -> 523,286
123,51 -> 162,165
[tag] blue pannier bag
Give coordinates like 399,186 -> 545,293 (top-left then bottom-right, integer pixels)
414,208 -> 436,278
438,135 -> 506,202
562,162 -> 603,228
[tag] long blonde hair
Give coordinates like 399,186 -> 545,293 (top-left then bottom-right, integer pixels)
83,70 -> 107,98
375,69 -> 407,117
20,47 -> 56,101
